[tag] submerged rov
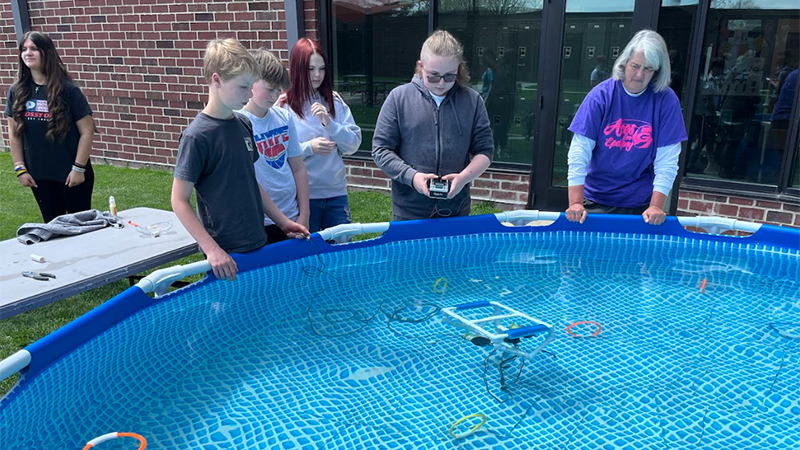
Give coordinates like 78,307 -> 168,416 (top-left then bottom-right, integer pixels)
442,301 -> 555,360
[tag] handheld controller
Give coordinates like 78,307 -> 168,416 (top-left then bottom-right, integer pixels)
428,177 -> 450,199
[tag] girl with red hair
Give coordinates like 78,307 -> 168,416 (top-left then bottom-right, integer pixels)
278,38 -> 362,234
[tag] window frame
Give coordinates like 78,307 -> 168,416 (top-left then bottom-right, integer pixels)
324,0 -> 800,205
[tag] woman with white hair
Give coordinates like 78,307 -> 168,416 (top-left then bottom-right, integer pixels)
565,29 -> 687,225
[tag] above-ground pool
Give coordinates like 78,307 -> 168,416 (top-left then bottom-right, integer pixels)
1,212 -> 798,449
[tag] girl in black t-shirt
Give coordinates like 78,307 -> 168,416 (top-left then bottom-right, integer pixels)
6,31 -> 95,223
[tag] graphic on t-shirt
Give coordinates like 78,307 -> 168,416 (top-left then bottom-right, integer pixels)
25,100 -> 49,121
244,137 -> 255,154
602,118 -> 652,152
255,125 -> 290,169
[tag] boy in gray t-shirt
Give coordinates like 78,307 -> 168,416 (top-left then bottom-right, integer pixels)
172,39 -> 308,281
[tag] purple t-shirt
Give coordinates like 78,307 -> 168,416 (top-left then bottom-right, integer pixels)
569,79 -> 687,207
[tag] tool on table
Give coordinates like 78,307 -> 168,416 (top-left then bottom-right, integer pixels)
128,221 -> 172,237
22,271 -> 57,281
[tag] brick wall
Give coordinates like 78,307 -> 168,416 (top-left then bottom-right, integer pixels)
2,3 -> 798,227
0,1 -> 14,151
0,0 -> 317,168
677,190 -> 800,228
348,159 -> 800,228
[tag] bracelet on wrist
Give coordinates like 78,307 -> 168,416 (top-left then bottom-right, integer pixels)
71,165 -> 86,173
15,168 -> 28,177
72,161 -> 87,169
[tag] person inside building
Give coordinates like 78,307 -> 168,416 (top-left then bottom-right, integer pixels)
590,55 -> 609,87
765,66 -> 798,182
565,29 -> 687,225
686,56 -> 724,174
6,31 -> 95,223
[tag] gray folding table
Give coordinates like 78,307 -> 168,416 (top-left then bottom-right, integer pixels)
0,207 -> 198,319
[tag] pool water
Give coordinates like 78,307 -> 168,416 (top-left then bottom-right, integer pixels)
2,231 -> 799,449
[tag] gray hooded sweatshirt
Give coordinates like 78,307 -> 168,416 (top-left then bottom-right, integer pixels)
372,76 -> 494,220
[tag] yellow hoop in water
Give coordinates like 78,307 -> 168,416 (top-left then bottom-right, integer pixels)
449,413 -> 487,439
433,277 -> 448,293
83,432 -> 146,450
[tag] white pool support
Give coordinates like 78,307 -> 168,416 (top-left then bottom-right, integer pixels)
494,210 -> 561,225
135,260 -> 211,297
316,211 -> 563,242
442,301 -> 556,361
315,213 -> 762,241
317,222 -> 391,242
677,216 -> 762,235
0,350 -> 31,382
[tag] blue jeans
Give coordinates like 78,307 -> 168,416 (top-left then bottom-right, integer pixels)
309,195 -> 351,233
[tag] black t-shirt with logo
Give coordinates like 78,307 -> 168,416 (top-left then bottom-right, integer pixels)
174,112 -> 267,254
5,80 -> 93,181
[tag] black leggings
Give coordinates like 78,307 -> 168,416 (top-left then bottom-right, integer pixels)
31,171 -> 94,223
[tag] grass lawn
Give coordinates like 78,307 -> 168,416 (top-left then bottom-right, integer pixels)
0,151 -> 500,396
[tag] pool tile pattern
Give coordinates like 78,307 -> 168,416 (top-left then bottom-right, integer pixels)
1,232 -> 798,449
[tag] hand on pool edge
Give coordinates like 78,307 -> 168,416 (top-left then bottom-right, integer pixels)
207,247 -> 238,281
642,205 -> 666,225
281,220 -> 310,240
565,203 -> 587,224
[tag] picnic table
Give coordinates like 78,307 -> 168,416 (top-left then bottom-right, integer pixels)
0,207 -> 198,319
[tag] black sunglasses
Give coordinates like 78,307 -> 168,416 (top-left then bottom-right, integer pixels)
421,66 -> 457,83
426,73 -> 457,83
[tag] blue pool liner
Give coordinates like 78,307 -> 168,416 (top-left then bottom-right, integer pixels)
5,213 -> 799,397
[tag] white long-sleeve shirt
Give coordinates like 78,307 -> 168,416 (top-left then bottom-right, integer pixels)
567,134 -> 681,196
567,83 -> 682,198
280,92 -> 362,199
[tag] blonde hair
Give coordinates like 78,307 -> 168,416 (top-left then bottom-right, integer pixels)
249,48 -> 290,90
203,38 -> 259,83
416,30 -> 470,84
612,29 -> 672,93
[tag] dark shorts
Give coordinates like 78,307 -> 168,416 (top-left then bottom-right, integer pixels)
584,199 -> 648,216
264,224 -> 289,245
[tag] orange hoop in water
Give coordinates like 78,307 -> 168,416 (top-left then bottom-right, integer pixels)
83,432 -> 146,450
566,320 -> 602,338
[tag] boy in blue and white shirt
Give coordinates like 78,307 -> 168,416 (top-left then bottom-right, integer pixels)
238,49 -> 309,244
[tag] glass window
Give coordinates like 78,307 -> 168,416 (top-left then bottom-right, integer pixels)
684,0 -> 799,185
793,140 -> 800,187
659,0 -> 700,107
439,0 -> 543,165
551,1 -> 635,186
331,0 -> 429,152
